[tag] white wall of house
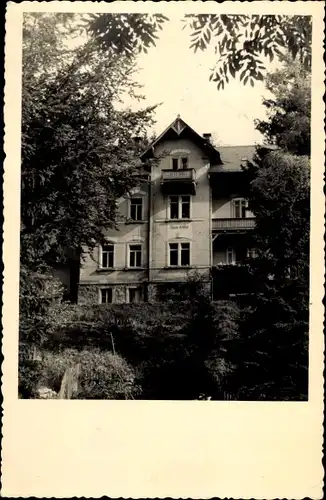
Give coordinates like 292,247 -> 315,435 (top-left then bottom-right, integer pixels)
150,138 -> 211,283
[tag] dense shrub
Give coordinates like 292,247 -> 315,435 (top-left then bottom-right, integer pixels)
19,358 -> 44,398
20,278 -> 242,400
40,348 -> 140,399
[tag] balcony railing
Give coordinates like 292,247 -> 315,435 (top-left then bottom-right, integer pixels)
161,168 -> 196,195
161,168 -> 195,181
212,217 -> 255,231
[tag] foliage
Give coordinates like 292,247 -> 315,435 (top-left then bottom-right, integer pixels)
19,264 -> 64,347
88,13 -> 168,57
18,358 -> 44,398
184,15 -> 311,89
248,151 -> 310,283
88,14 -> 312,88
22,13 -> 156,268
24,291 -> 240,400
38,348 -> 140,399
255,57 -> 311,155
231,59 -> 311,400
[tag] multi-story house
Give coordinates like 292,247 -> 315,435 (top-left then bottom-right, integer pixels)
78,115 -> 258,305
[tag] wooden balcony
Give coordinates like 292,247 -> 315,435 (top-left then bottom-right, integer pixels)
212,217 -> 255,232
161,168 -> 196,195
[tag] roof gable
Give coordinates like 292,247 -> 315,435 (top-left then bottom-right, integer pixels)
140,115 -> 222,164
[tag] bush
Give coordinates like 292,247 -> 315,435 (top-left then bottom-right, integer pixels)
19,359 -> 44,398
19,285 -> 242,400
40,348 -> 140,399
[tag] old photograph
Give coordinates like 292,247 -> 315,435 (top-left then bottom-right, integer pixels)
19,11 -> 311,401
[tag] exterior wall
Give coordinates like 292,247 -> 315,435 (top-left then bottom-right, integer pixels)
150,138 -> 211,283
78,181 -> 150,303
78,284 -> 141,305
212,196 -> 254,218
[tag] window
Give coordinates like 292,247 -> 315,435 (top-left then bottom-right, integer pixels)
169,195 -> 191,219
169,243 -> 178,266
181,242 -> 190,266
247,248 -> 258,259
101,244 -> 114,268
169,242 -> 190,267
171,156 -> 189,170
233,198 -> 247,218
130,198 -> 143,221
181,196 -> 190,218
129,244 -> 142,268
170,196 -> 179,219
100,288 -> 113,304
172,157 -> 179,170
128,286 -> 143,303
181,157 -> 188,169
226,247 -> 236,264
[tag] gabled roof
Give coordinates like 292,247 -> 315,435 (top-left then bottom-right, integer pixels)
210,145 -> 256,172
140,115 -> 222,164
210,144 -> 278,173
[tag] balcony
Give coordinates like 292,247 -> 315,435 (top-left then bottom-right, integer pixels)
212,217 -> 255,232
161,168 -> 196,195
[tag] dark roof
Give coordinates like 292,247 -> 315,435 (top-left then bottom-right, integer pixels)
210,145 -> 256,173
140,116 -> 222,164
210,144 -> 278,173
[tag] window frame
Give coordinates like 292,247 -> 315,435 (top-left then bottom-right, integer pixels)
127,285 -> 143,303
170,156 -> 190,170
168,195 -> 191,220
128,243 -> 143,268
181,156 -> 189,169
99,242 -> 115,269
226,247 -> 236,265
129,196 -> 144,221
171,157 -> 179,171
247,248 -> 258,259
232,197 -> 248,219
168,241 -> 191,267
99,287 -> 113,304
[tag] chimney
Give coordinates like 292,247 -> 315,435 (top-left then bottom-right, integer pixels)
203,133 -> 211,143
133,136 -> 142,151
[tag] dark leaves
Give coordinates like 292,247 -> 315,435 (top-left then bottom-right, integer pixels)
184,14 -> 312,89
22,13 -> 156,268
88,13 -> 169,57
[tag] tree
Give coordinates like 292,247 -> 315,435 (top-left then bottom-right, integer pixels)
88,13 -> 168,57
22,13 -> 157,269
87,14 -> 312,88
255,57 -> 311,155
184,15 -> 312,89
227,60 -> 311,401
20,13 -> 157,355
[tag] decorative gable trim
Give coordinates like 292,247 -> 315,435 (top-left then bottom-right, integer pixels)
140,115 -> 222,165
171,116 -> 186,135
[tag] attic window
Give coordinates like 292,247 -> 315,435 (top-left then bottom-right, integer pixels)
181,157 -> 188,169
172,158 -> 179,171
171,156 -> 189,170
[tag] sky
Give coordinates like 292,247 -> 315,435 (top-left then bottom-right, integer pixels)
121,16 -> 276,147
